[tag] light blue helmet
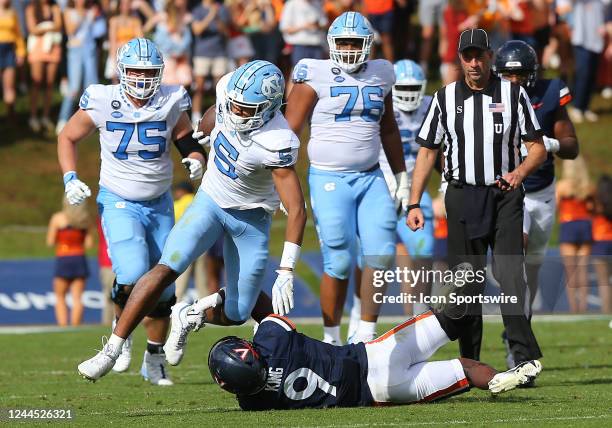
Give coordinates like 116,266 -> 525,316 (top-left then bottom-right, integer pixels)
393,60 -> 427,112
225,60 -> 285,132
117,38 -> 164,100
327,12 -> 374,73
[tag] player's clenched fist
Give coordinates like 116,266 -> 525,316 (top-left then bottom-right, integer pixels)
63,171 -> 91,205
182,158 -> 203,180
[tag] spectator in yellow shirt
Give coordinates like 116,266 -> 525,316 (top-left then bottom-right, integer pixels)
0,0 -> 26,121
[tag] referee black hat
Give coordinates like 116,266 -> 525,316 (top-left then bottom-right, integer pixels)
458,29 -> 490,52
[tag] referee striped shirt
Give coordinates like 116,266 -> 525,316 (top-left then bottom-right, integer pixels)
417,75 -> 543,186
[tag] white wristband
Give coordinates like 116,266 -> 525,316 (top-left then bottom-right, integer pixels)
543,136 -> 560,153
279,241 -> 301,270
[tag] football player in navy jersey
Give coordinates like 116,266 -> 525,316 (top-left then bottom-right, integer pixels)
494,41 -> 579,368
208,310 -> 542,410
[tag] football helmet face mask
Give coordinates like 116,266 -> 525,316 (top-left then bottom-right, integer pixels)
117,38 -> 164,100
208,336 -> 268,396
225,60 -> 285,132
494,40 -> 538,89
393,60 -> 427,112
327,12 -> 373,73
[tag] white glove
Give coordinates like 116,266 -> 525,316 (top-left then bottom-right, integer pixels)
64,178 -> 91,205
272,270 -> 294,316
182,158 -> 203,180
543,136 -> 560,153
394,171 -> 410,213
192,130 -> 210,147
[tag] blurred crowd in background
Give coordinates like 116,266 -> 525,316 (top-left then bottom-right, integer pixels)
0,0 -> 611,134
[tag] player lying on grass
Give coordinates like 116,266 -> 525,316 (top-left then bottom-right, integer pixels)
207,309 -> 542,410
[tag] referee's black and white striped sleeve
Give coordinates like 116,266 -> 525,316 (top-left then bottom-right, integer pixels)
416,94 -> 445,149
517,86 -> 543,142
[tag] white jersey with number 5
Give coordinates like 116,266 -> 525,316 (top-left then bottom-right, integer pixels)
293,58 -> 395,172
379,95 -> 432,185
201,73 -> 301,213
80,84 -> 191,201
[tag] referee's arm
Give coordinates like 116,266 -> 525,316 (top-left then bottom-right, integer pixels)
408,94 -> 444,231
500,87 -> 547,190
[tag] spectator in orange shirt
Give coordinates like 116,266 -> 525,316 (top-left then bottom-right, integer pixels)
47,197 -> 94,326
362,0 -> 404,61
592,175 -> 612,313
324,0 -> 359,23
556,156 -> 594,313
105,0 -> 144,84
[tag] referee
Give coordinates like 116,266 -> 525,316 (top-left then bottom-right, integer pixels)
407,29 -> 546,365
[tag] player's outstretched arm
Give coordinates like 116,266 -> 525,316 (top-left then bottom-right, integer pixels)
57,109 -> 97,205
284,82 -> 317,137
270,166 -> 307,316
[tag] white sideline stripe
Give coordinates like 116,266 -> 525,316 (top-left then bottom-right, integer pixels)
0,314 -> 608,334
292,415 -> 611,427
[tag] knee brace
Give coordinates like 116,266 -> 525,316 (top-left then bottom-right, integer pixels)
110,280 -> 133,308
147,294 -> 177,318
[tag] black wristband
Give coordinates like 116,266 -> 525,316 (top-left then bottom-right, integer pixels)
406,203 -> 421,213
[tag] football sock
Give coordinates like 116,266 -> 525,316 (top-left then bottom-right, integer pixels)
356,320 -> 376,337
347,296 -> 361,340
107,334 -> 125,358
147,340 -> 164,355
323,326 -> 341,344
193,292 -> 223,313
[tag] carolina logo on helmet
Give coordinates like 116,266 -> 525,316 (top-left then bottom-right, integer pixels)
261,74 -> 283,100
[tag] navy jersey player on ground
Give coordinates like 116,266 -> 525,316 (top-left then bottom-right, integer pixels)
58,38 -> 206,385
285,11 -> 407,345
494,40 -> 579,367
207,310 -> 542,410
77,60 -> 308,382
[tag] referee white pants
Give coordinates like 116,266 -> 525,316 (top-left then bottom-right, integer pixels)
365,312 -> 469,403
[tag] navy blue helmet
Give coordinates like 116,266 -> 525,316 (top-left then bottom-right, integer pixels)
494,40 -> 538,88
208,336 -> 268,396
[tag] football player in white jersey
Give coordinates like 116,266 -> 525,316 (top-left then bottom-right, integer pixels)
77,60 -> 307,382
58,38 -> 206,385
285,11 -> 408,345
348,60 -> 436,338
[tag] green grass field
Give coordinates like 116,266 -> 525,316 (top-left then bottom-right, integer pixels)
0,319 -> 610,426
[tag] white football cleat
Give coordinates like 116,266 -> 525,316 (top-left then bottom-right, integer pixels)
111,319 -> 132,373
163,301 -> 205,366
141,351 -> 173,386
77,337 -> 119,381
488,360 -> 542,395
